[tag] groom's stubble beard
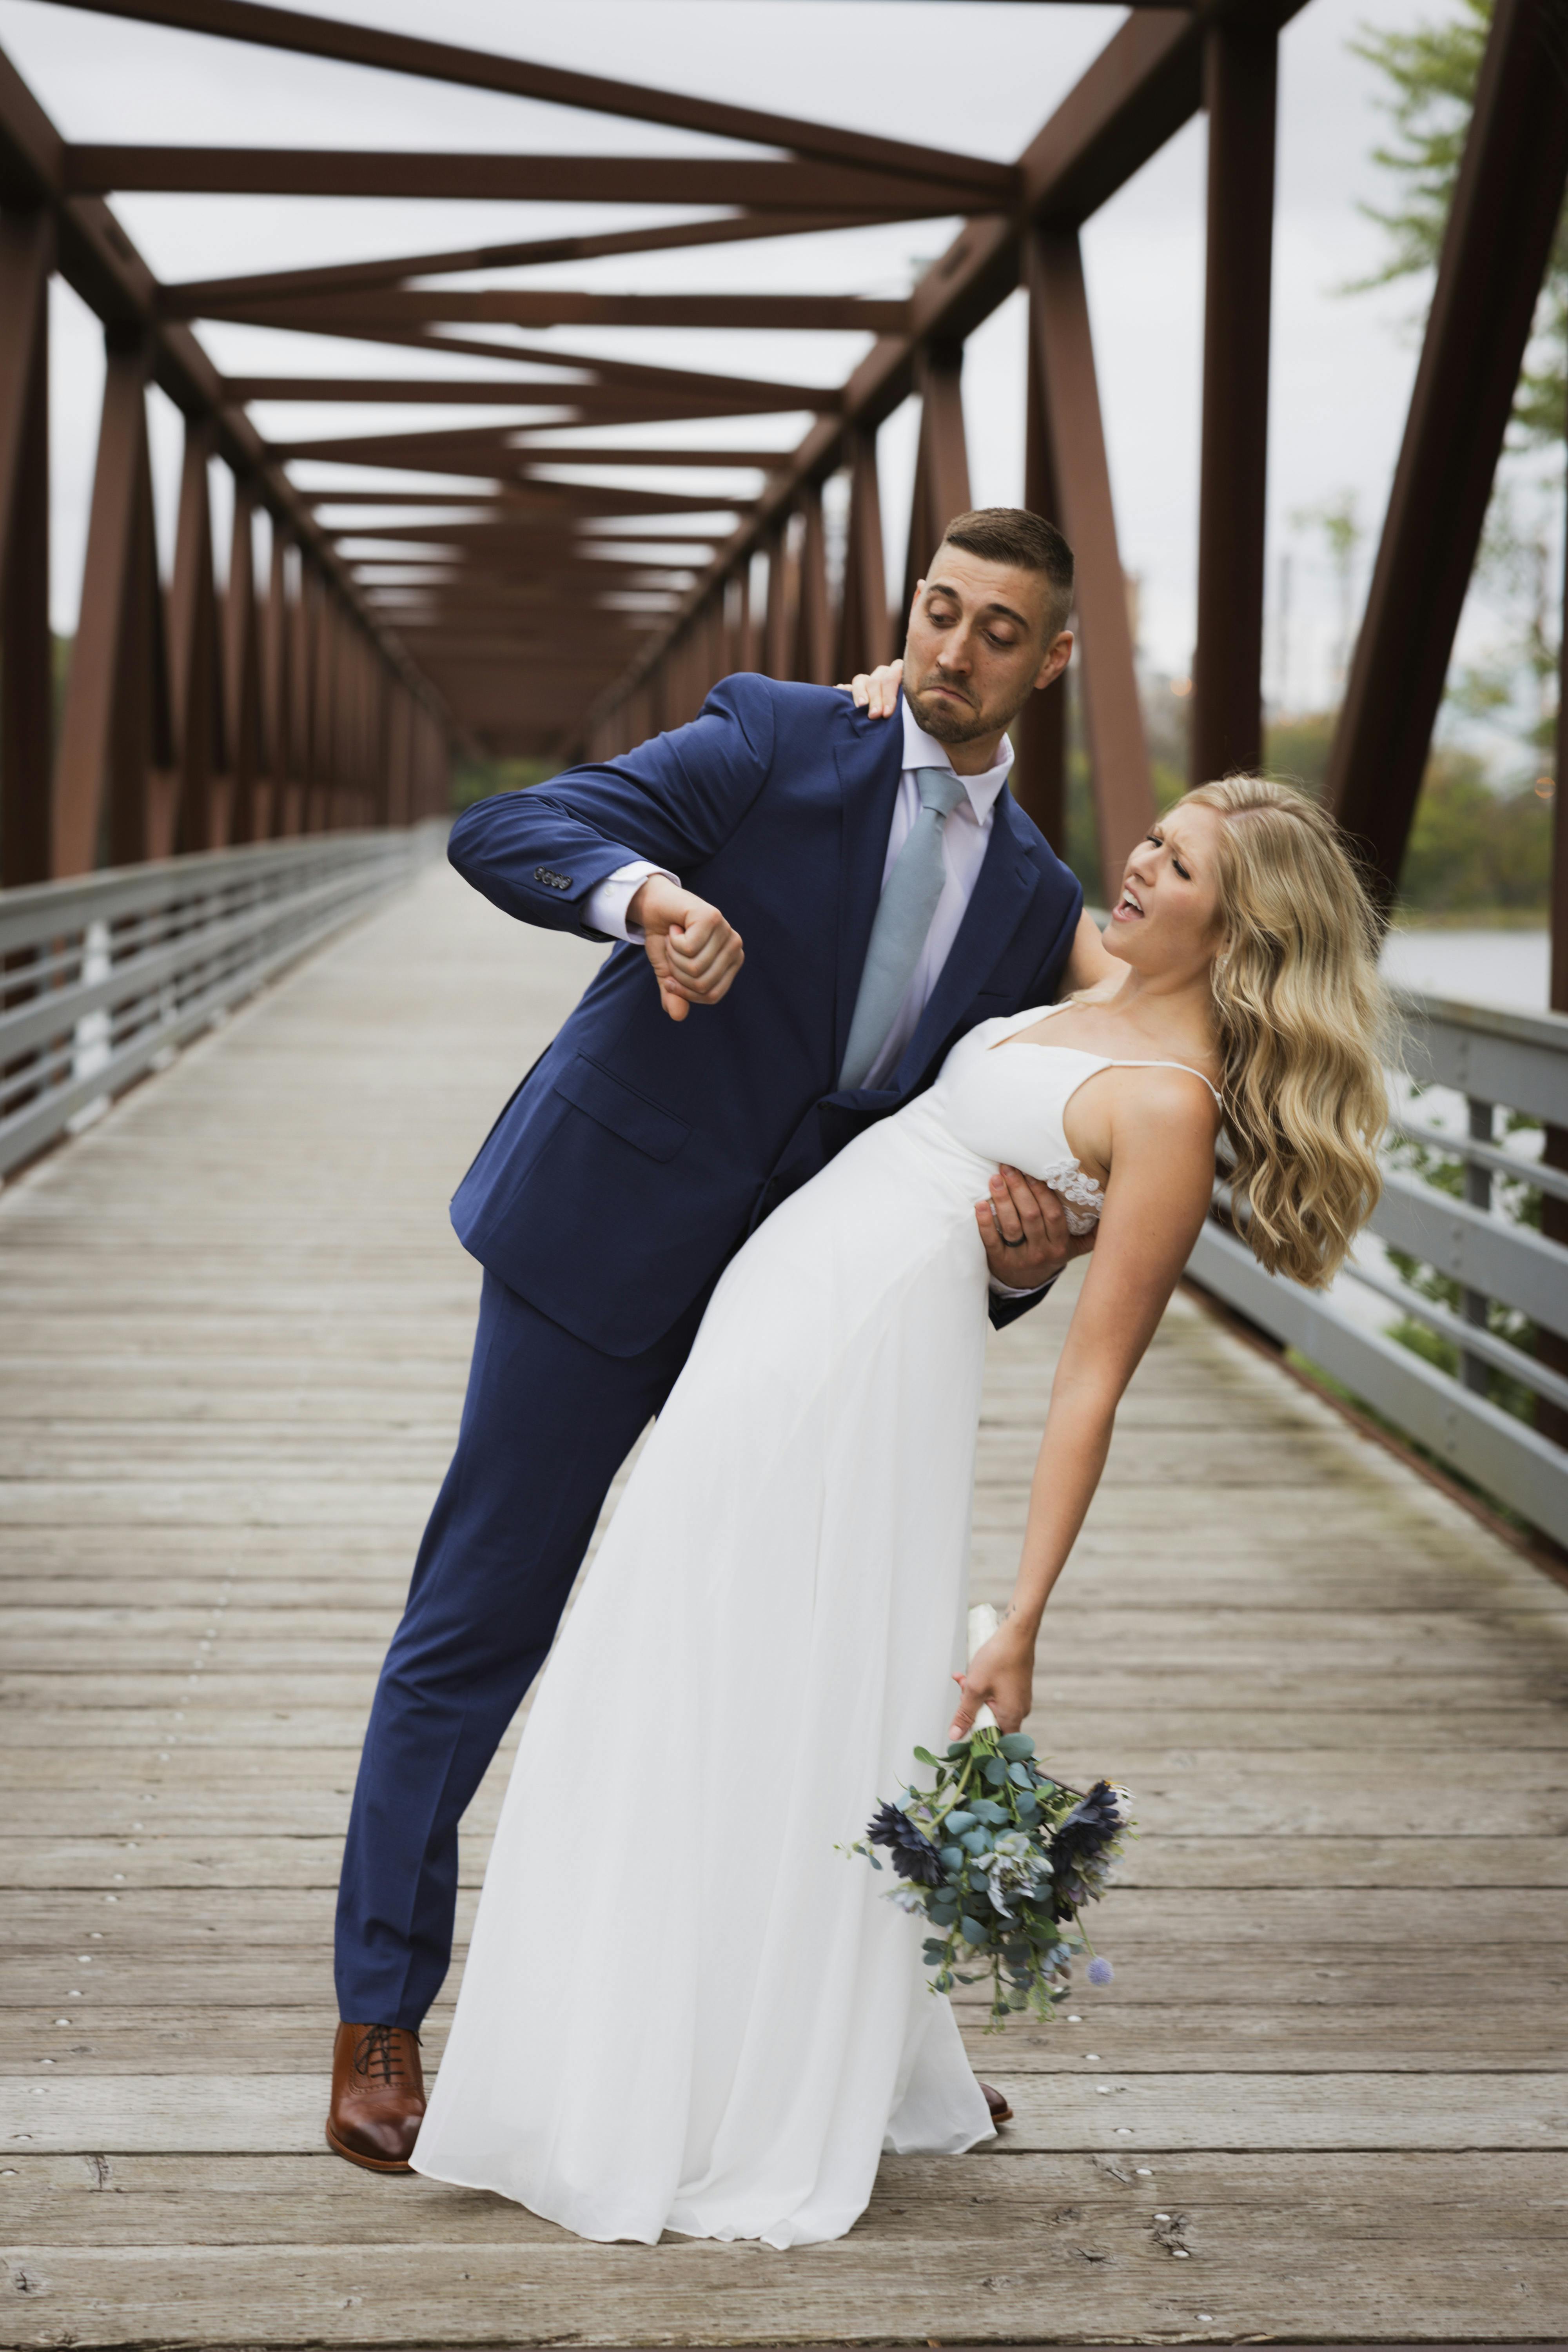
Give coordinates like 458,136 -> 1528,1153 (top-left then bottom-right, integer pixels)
903,670 -> 1040,749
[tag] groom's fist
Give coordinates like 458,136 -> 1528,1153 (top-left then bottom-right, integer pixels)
628,876 -> 744,1022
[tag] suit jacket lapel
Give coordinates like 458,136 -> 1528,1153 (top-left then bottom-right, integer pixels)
888,788 -> 1042,1095
832,693 -> 907,1076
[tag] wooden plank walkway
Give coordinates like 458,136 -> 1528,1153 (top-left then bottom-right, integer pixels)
1,859 -> 1565,2347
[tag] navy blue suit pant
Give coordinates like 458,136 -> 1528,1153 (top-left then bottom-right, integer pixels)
334,1269 -> 708,2027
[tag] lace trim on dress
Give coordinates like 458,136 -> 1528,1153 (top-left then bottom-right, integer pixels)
1036,1158 -> 1104,1236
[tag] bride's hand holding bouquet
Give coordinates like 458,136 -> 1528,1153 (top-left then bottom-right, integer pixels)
949,1605 -> 1037,1739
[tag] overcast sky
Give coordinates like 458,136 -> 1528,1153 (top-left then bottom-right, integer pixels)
1,0 -> 1542,737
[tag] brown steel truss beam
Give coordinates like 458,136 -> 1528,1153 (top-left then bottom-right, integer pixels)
1012,313 -> 1067,851
168,412 -> 230,849
901,342 -> 972,614
269,330 -> 844,416
1026,228 -> 1153,889
225,381 -> 729,409
162,211 -> 913,314
0,203 -> 52,883
1324,0 -> 1568,903
0,46 -> 457,753
64,149 -> 992,215
256,391 -> 808,439
49,0 -> 1015,196
303,492 -> 726,515
1190,15 -> 1277,784
583,0 -> 1301,738
224,481 -> 265,841
411,448 -> 786,471
53,336 -> 176,874
217,290 -> 910,334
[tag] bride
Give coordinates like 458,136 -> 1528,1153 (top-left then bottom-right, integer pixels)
411,757 -> 1387,2247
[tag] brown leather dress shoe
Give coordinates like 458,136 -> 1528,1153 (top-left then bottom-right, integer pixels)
326,2022 -> 426,2172
981,2080 -> 1013,2125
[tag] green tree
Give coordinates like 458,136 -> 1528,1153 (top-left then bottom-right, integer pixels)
1352,0 -> 1568,443
1353,0 -> 1562,784
1397,750 -> 1552,911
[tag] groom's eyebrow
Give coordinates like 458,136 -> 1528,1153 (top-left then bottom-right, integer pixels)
926,576 -> 1031,633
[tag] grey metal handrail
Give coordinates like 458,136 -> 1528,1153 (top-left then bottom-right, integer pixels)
0,827 -> 442,1181
1189,985 -> 1568,1545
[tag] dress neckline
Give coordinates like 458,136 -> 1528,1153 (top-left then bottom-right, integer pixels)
989,1004 -> 1223,1110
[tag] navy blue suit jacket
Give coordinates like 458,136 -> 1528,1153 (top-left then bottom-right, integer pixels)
446,675 -> 1083,1357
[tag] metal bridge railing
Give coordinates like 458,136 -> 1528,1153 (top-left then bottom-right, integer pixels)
0,828 -> 442,1182
1190,986 -> 1568,1547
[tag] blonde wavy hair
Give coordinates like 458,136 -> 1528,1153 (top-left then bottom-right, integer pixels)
1181,776 -> 1387,1289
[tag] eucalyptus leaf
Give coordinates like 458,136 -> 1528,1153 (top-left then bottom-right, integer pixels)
960,1917 -> 989,1945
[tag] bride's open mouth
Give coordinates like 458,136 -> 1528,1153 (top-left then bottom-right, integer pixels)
1110,887 -> 1144,923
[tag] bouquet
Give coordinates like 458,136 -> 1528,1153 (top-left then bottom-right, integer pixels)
843,1607 -> 1132,2030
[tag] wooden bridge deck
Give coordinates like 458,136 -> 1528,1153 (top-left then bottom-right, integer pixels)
1,860 -> 1564,2347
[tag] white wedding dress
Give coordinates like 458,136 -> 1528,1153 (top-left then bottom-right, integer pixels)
412,1007 -> 1213,2246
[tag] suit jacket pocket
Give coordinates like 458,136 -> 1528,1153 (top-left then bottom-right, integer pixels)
550,1052 -> 691,1163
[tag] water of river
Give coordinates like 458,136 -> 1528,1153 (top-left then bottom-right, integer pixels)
1379,929 -> 1550,1011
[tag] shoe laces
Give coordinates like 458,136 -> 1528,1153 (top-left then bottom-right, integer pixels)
353,2024 -> 417,2087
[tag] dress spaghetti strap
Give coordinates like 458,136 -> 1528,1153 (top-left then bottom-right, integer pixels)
992,1003 -> 1223,1109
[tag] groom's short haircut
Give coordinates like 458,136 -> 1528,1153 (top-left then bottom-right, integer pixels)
935,508 -> 1074,637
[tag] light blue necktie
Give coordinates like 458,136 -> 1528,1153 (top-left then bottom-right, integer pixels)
838,766 -> 968,1093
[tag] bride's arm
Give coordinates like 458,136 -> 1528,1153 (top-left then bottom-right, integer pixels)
950,1074 -> 1218,1737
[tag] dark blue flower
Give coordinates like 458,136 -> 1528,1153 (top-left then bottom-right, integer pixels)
1049,1782 -> 1130,1916
866,1802 -> 945,1887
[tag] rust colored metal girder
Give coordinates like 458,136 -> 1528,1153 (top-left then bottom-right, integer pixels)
396,446 -> 788,470
355,557 -> 708,585
0,44 -> 456,745
283,454 -> 762,517
64,148 -> 995,214
1324,0 -> 1568,903
901,342 -> 971,615
1190,14 -> 1278,784
1027,226 -> 1153,887
218,290 -> 911,334
1012,310 -> 1066,851
229,382 -> 785,423
52,338 -> 176,874
161,211 -> 912,314
0,207 -> 49,573
303,492 -> 726,518
48,0 -> 1016,196
582,2 -> 1258,732
0,204 -> 51,884
323,521 -> 719,545
233,330 -> 845,416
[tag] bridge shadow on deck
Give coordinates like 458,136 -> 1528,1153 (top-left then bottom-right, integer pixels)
0,863 -> 1564,2346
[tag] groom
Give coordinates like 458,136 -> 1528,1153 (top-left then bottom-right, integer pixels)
328,506 -> 1095,2170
